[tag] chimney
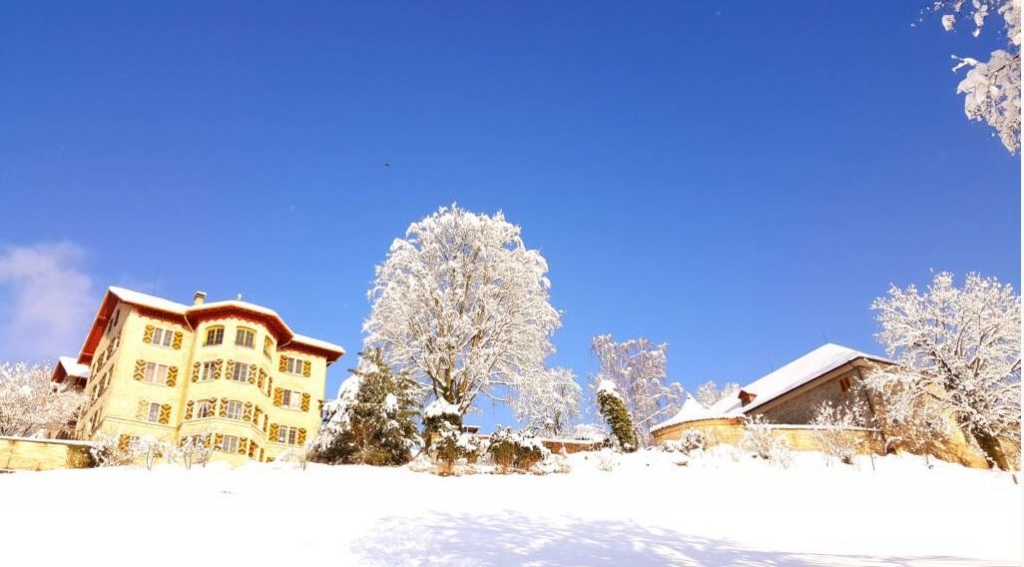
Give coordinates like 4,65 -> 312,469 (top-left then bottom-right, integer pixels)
193,291 -> 207,306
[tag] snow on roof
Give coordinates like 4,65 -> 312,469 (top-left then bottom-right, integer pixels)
107,286 -> 344,355
709,343 -> 889,416
57,356 -> 90,378
650,394 -> 732,433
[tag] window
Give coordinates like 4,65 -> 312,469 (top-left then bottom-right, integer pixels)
204,326 -> 224,346
226,400 -> 243,420
151,327 -> 174,348
263,336 -> 273,359
839,377 -> 852,393
276,426 -> 298,445
235,328 -> 255,349
230,363 -> 249,383
221,435 -> 239,453
284,356 -> 304,376
281,389 -> 302,410
143,363 -> 169,385
195,400 -> 213,419
200,361 -> 218,382
146,402 -> 161,423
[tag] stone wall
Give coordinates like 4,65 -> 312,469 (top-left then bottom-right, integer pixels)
0,437 -> 95,471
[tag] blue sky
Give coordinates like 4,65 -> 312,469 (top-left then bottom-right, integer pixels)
1,2 -> 1019,429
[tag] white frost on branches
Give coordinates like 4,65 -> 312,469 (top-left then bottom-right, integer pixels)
511,367 -> 582,436
0,361 -> 86,438
590,335 -> 682,447
694,380 -> 740,409
869,271 -> 1021,468
938,0 -> 1021,153
363,204 -> 562,415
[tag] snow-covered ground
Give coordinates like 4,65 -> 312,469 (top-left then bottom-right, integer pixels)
1,450 -> 1019,566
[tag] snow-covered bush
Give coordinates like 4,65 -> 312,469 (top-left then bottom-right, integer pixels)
810,401 -> 868,467
596,380 -> 638,453
89,434 -> 131,467
662,429 -> 706,455
571,423 -> 609,444
169,436 -> 212,470
275,445 -> 312,470
487,427 -> 550,473
128,436 -> 169,470
0,361 -> 86,438
595,448 -> 620,472
741,415 -> 792,467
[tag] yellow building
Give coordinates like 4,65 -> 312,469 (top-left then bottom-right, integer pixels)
60,286 -> 345,466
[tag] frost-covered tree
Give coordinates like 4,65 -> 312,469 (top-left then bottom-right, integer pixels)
596,379 -> 638,453
312,348 -> 422,466
932,0 -> 1021,153
810,399 -> 870,467
694,380 -> 740,409
870,271 -> 1021,470
511,367 -> 581,436
0,361 -> 86,438
363,204 -> 562,417
590,335 -> 682,446
863,373 -> 953,466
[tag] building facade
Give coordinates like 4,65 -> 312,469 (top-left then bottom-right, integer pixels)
61,287 -> 344,466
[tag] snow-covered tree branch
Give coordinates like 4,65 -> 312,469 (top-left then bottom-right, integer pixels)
511,367 -> 581,436
590,334 -> 682,446
694,380 -> 740,409
869,271 -> 1021,469
363,205 -> 562,417
934,0 -> 1021,153
0,361 -> 86,438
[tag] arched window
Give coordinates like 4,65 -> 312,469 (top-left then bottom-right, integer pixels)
204,325 -> 225,346
235,327 -> 256,349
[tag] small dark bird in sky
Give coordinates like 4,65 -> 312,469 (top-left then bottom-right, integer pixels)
383,160 -> 392,168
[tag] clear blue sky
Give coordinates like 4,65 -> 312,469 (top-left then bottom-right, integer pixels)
1,2 -> 1019,430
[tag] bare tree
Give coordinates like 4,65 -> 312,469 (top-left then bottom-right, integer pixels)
590,335 -> 682,446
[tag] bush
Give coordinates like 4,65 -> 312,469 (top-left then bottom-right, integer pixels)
90,434 -> 132,467
662,429 -> 706,455
741,415 -> 792,467
487,427 -> 551,473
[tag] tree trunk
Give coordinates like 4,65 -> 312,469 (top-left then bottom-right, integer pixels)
970,427 -> 1010,470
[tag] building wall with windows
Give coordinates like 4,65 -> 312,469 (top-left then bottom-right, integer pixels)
68,287 -> 344,466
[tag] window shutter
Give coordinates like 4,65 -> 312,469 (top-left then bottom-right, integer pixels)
297,428 -> 307,445
185,400 -> 194,420
166,366 -> 178,387
302,360 -> 311,377
143,324 -> 154,344
133,359 -> 146,381
257,370 -> 265,390
239,438 -> 248,455
218,398 -> 228,418
248,441 -> 256,458
136,400 -> 148,420
225,360 -> 235,380
214,360 -> 223,380
279,356 -> 287,372
159,404 -> 171,424
243,402 -> 253,422
118,435 -> 131,452
273,388 -> 283,407
215,433 -> 224,450
300,393 -> 311,412
269,423 -> 279,440
191,362 -> 200,383
266,376 -> 273,397
172,331 -> 183,350
248,364 -> 257,385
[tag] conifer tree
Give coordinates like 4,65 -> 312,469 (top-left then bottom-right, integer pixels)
596,380 -> 638,453
313,348 -> 422,466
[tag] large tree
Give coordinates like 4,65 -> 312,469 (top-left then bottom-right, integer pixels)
0,361 -> 86,438
933,0 -> 1021,153
869,271 -> 1021,469
363,204 -> 562,416
694,379 -> 740,409
590,334 -> 682,446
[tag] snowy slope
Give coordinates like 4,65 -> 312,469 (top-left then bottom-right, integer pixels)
0,451 -> 1018,566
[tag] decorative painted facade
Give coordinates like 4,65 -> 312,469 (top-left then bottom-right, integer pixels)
59,287 -> 344,466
